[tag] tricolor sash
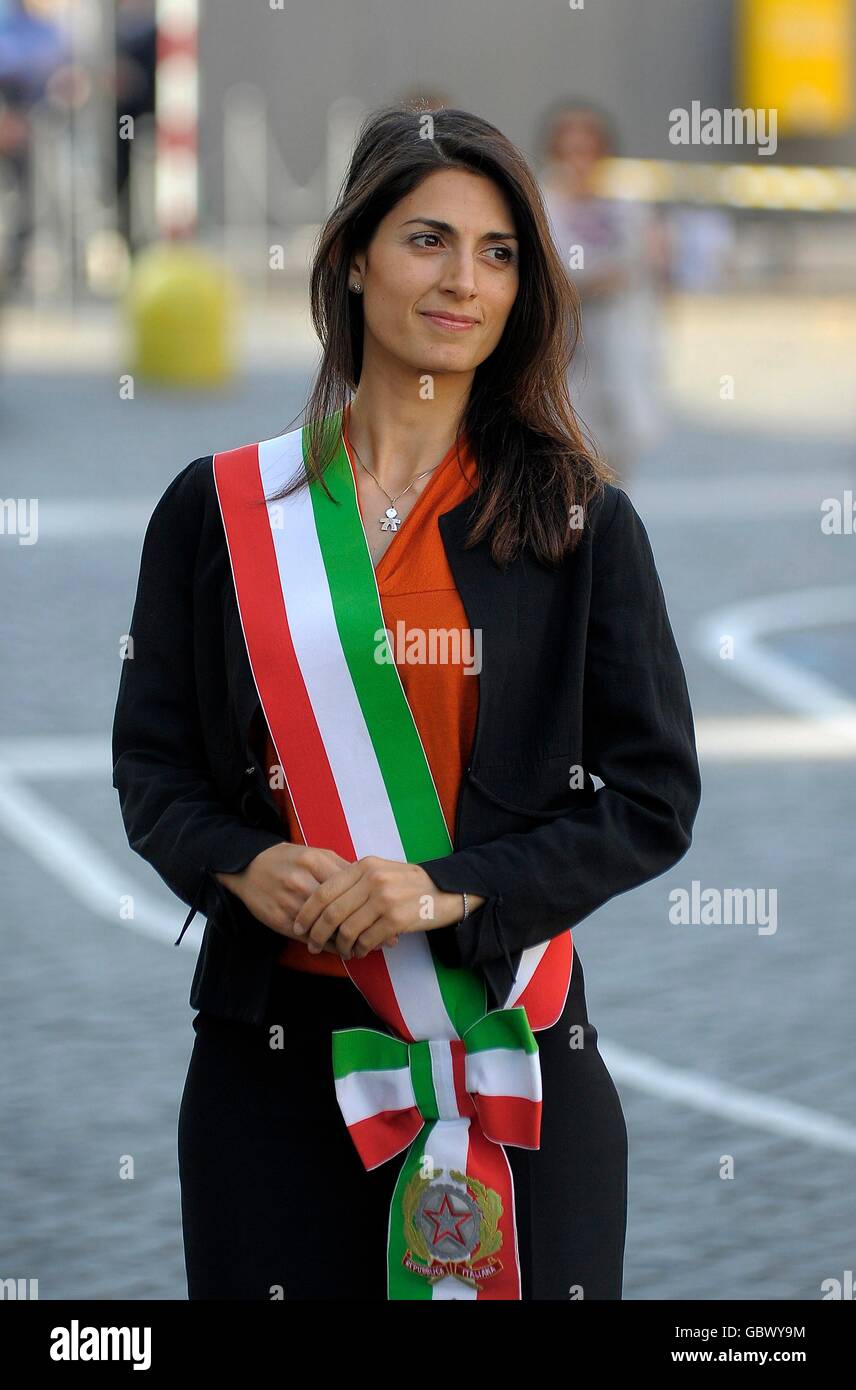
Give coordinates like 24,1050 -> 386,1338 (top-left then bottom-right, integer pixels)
213,411 -> 573,1299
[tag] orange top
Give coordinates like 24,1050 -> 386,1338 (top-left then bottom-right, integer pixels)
254,407 -> 480,975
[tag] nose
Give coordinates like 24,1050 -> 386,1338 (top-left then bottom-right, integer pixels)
436,246 -> 479,299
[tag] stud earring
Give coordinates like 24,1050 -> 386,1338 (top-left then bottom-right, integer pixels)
350,282 -> 363,293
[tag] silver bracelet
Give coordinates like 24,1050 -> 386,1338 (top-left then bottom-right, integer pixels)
460,891 -> 469,922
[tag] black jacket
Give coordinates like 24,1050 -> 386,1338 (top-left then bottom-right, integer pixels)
111,454 -> 701,1025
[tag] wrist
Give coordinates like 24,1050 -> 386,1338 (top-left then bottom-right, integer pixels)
214,868 -> 245,900
425,887 -> 486,929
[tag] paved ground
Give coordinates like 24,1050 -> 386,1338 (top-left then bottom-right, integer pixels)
1,297 -> 855,1300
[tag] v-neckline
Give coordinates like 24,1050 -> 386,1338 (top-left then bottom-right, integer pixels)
343,408 -> 462,579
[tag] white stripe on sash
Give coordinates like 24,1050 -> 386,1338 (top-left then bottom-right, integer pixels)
385,934 -> 458,1041
258,432 -> 404,860
466,1046 -> 542,1102
428,1039 -> 459,1121
334,1065 -> 417,1129
258,428 -> 457,1043
503,941 -> 549,1008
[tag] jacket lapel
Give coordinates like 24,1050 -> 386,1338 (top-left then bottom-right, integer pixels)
436,493 -> 521,774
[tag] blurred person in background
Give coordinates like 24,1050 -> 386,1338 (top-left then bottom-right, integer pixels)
539,99 -> 668,486
665,202 -> 737,291
0,73 -> 30,288
113,0 -> 155,252
396,85 -> 452,113
0,0 -> 71,287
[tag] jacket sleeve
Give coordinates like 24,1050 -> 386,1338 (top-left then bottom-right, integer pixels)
111,459 -> 286,944
418,486 -> 702,999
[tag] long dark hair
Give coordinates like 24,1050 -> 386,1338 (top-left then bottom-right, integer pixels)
267,103 -> 615,569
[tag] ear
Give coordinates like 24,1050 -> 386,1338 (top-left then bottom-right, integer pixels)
327,234 -> 365,284
348,250 -> 367,283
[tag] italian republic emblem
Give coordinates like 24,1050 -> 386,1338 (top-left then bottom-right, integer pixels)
402,1168 -> 505,1287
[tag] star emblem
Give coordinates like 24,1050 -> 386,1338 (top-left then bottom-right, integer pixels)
422,1192 -> 473,1248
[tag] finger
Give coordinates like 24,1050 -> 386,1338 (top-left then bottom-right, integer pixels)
257,873 -> 320,936
293,863 -> 362,936
301,847 -> 355,884
323,900 -> 385,959
348,920 -> 401,958
305,881 -> 374,954
276,872 -> 321,919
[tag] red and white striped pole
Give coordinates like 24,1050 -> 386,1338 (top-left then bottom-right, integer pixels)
154,0 -> 199,238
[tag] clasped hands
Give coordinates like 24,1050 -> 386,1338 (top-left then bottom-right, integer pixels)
215,841 -> 485,961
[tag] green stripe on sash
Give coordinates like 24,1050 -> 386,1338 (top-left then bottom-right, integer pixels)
332,1028 -> 407,1078
465,1011 -> 539,1055
306,419 -> 450,862
408,1041 -> 440,1120
388,1125 -> 437,1300
303,412 -> 487,1036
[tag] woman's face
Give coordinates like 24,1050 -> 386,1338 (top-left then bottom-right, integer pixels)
350,167 -> 520,379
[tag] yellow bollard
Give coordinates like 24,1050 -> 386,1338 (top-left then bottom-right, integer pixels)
125,241 -> 238,387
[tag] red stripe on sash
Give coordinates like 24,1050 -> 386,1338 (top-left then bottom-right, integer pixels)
348,1108 -> 424,1170
451,1041 -> 476,1119
213,445 -> 356,860
464,1126 -> 522,1300
474,1094 -> 541,1150
513,934 -> 574,1029
344,950 -> 417,1044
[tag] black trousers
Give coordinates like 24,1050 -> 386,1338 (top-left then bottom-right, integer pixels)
178,945 -> 628,1300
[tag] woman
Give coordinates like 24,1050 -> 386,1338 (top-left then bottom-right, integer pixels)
112,105 -> 701,1301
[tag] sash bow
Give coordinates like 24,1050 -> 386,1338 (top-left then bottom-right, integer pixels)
332,1005 -> 542,1171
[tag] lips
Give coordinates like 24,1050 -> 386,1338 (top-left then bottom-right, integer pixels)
420,311 -> 480,329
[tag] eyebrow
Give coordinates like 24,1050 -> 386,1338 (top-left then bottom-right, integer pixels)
400,217 -> 518,241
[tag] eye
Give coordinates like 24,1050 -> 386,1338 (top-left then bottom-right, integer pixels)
408,232 -> 516,265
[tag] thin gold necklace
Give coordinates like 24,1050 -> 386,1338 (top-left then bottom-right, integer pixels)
347,436 -> 443,533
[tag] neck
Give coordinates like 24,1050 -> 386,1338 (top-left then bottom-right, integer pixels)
345,354 -> 471,495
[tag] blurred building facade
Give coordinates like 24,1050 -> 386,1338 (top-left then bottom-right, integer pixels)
1,0 -> 855,296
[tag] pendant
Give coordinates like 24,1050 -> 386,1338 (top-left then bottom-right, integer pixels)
380,506 -> 401,533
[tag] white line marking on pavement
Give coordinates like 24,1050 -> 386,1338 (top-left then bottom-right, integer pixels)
694,714 -> 856,758
600,1041 -> 856,1155
694,587 -> 856,753
0,737 -> 113,777
32,500 -> 154,539
628,473 -> 855,520
3,717 -> 856,785
0,770 -> 196,947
